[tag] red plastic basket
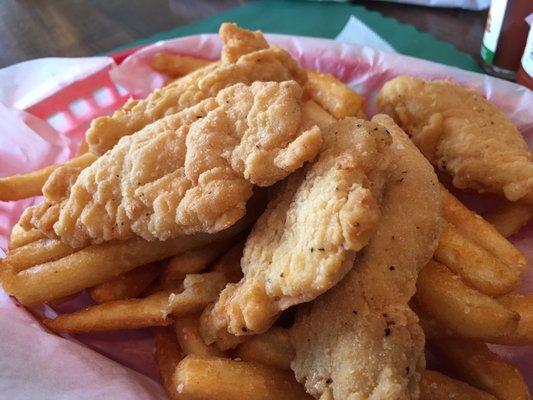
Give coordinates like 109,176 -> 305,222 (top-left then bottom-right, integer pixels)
23,48 -> 141,143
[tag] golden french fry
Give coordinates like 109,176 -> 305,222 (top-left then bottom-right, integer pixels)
416,260 -> 519,340
492,294 -> 533,345
44,289 -> 175,333
161,239 -> 232,282
174,314 -> 226,357
0,152 -> 96,201
0,165 -> 56,201
235,327 -> 293,370
434,223 -> 520,295
8,225 -> 45,250
173,355 -> 312,400
169,272 -> 228,314
150,52 -> 213,77
154,326 -> 184,400
432,338 -> 531,400
441,186 -> 527,275
417,294 -> 533,346
485,202 -> 532,238
2,211 -> 254,306
420,370 -> 497,400
305,69 -> 365,119
44,272 -> 227,333
414,301 -> 466,341
90,263 -> 160,303
4,238 -> 74,272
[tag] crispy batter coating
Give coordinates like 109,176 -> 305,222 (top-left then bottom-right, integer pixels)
377,76 -> 533,203
220,22 -> 268,63
22,81 -> 323,248
200,118 -> 392,349
290,115 -> 442,400
87,24 -> 306,155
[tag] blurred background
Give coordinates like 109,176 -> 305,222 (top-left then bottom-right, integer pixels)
2,0 -> 532,87
0,0 -> 487,67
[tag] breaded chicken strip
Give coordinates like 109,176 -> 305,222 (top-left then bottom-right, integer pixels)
290,115 -> 442,400
200,118 -> 392,349
87,23 -> 306,155
377,76 -> 533,203
20,81 -> 323,248
219,23 -> 268,63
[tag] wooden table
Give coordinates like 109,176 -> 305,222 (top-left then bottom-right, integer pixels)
0,0 -> 487,68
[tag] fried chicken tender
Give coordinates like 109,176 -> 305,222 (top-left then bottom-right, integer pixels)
20,164 -> 88,239
21,81 -> 323,248
87,23 -> 306,155
220,23 -> 268,63
290,114 -> 442,400
377,76 -> 533,203
200,118 -> 393,349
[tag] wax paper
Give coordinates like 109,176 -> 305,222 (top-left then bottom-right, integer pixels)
1,33 -> 532,399
0,57 -> 114,110
335,15 -> 396,52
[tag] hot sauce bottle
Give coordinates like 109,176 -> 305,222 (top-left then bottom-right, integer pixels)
480,0 -> 533,80
516,14 -> 533,89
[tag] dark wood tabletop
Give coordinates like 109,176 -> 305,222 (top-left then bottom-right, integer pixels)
0,0 -> 487,69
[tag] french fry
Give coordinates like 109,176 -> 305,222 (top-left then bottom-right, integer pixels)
491,294 -> 533,345
150,52 -> 213,77
441,186 -> 527,275
90,263 -> 160,303
154,326 -> 184,400
0,165 -> 56,201
414,300 -> 464,341
420,370 -> 497,400
0,152 -> 96,201
417,294 -> 533,346
169,272 -> 227,314
1,210 -> 255,306
432,338 -> 531,400
305,70 -> 366,119
194,241 -> 246,352
434,223 -> 520,295
485,202 -> 532,238
4,238 -> 74,272
235,327 -> 293,370
174,314 -> 226,357
8,225 -> 45,250
161,239 -> 232,282
415,260 -> 519,340
44,289 -> 175,333
44,272 -> 227,333
173,355 -> 312,400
